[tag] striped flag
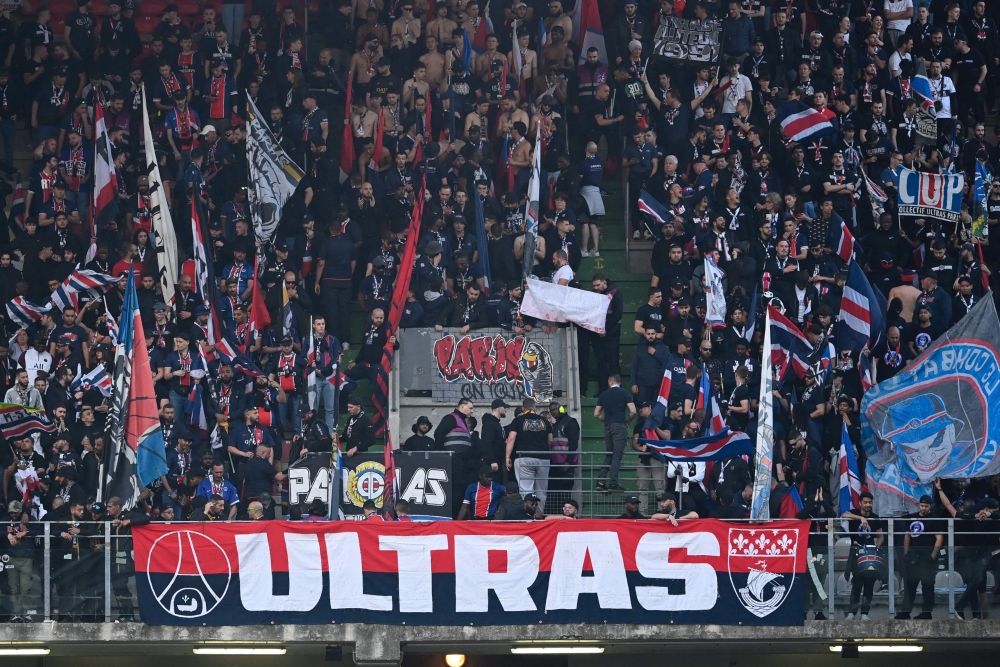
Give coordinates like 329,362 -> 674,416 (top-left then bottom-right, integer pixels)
638,189 -> 671,229
642,428 -> 753,462
829,220 -> 856,264
70,364 -> 113,396
92,100 -> 119,237
838,423 -> 862,515
0,403 -> 57,440
50,285 -> 79,312
186,382 -> 208,436
769,305 -> 814,382
839,259 -> 885,352
775,100 -> 837,144
216,336 -> 265,378
66,269 -> 119,292
7,297 -> 54,328
641,368 -> 673,441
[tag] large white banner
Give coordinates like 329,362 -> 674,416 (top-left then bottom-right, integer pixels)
246,98 -> 304,245
521,278 -> 609,334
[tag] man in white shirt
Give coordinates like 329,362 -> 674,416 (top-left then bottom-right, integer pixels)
887,34 -> 913,79
718,57 -> 753,118
884,0 -> 914,52
927,59 -> 956,125
23,336 -> 52,386
552,249 -> 574,285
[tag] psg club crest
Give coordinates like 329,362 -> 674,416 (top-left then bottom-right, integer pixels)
146,531 -> 232,619
727,528 -> 797,618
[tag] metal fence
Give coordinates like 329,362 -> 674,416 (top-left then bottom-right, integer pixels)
2,517 -> 999,623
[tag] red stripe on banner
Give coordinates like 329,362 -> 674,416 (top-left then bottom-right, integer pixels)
782,111 -> 827,141
135,519 -> 809,576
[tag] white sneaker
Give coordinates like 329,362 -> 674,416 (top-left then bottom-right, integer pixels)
643,230 -> 654,239
845,613 -> 855,620
581,250 -> 591,258
861,614 -> 870,621
633,230 -> 641,239
592,251 -> 600,257
342,343 -> 350,351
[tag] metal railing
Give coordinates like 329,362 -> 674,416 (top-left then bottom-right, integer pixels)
1,519 -> 998,622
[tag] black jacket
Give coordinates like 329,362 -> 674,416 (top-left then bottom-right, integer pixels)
480,413 -> 505,468
437,293 -> 486,329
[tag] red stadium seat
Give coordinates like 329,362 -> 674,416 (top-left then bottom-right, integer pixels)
92,0 -> 110,15
175,0 -> 200,15
49,0 -> 77,15
135,13 -> 159,35
51,14 -> 68,34
141,0 -> 168,16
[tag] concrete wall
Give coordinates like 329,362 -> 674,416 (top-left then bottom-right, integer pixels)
1,620 -> 999,666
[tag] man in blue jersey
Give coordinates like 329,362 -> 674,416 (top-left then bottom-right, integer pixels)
457,465 -> 506,520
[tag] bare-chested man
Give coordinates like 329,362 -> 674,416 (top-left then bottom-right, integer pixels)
542,0 -> 573,45
474,33 -> 507,79
539,25 -> 573,81
350,33 -> 384,93
529,94 -> 562,141
508,29 -> 537,100
463,97 -> 491,140
350,98 -> 378,143
351,0 -> 384,26
391,2 -> 422,46
495,93 -> 530,141
426,1 -> 457,48
420,34 -> 447,90
403,63 -> 430,109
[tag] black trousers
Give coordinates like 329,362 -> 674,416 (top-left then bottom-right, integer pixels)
579,330 -> 621,396
901,551 -> 937,614
321,279 -> 354,345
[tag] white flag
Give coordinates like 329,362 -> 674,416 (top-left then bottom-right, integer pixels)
520,278 -> 609,334
142,85 -> 179,306
703,254 -> 727,328
246,98 -> 304,246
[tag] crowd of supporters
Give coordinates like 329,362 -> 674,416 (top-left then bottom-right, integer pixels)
0,0 -> 998,621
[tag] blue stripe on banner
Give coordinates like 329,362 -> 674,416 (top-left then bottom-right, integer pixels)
136,571 -> 806,627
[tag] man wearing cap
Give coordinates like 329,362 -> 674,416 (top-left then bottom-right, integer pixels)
916,270 -> 952,330
505,397 -> 553,509
651,491 -> 699,523
620,495 -> 646,519
403,416 -> 435,451
4,499 -> 38,622
481,399 -> 508,482
341,396 -> 376,457
38,180 -> 81,229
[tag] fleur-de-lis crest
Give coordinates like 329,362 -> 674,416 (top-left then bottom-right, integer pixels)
754,534 -> 770,551
732,534 -> 749,553
777,534 -> 793,551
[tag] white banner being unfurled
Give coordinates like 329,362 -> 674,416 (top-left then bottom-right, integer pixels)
521,278 -> 609,334
246,98 -> 304,246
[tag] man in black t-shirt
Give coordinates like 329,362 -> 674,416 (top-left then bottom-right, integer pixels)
842,492 -> 885,620
595,374 -> 636,492
953,37 -> 986,126
505,397 -> 553,509
895,494 -> 943,619
619,495 -> 646,519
